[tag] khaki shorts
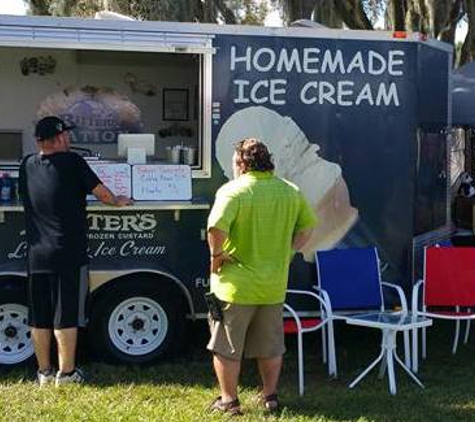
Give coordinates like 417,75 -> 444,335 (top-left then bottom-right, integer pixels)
207,303 -> 285,361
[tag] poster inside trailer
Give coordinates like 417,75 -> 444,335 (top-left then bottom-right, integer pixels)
212,35 -> 423,288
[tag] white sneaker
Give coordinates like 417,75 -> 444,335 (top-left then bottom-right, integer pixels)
55,368 -> 86,387
37,369 -> 55,387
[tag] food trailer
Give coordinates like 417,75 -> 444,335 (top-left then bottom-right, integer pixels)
0,15 -> 452,365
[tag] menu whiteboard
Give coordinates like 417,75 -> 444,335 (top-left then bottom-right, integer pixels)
87,163 -> 132,199
132,165 -> 192,200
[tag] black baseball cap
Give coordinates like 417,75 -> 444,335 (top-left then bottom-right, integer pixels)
35,116 -> 76,141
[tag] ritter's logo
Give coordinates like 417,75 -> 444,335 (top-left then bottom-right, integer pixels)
87,213 -> 158,232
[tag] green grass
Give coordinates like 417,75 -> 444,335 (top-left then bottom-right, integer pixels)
1,322 -> 475,422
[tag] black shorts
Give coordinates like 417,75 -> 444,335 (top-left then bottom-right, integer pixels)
28,266 -> 89,329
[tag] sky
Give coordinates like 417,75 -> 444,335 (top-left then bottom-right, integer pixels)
0,0 -> 27,15
0,0 -> 468,42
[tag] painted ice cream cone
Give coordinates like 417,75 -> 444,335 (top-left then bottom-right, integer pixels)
216,106 -> 358,262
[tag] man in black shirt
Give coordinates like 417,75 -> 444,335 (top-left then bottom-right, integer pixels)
19,116 -> 132,386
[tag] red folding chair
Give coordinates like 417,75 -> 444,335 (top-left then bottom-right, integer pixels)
283,290 -> 336,396
412,246 -> 475,372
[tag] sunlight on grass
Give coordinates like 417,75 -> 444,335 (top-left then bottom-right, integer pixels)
1,323 -> 475,421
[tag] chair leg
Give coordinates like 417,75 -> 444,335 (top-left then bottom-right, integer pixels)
464,318 -> 471,345
403,330 -> 411,368
422,326 -> 427,359
321,324 -> 327,365
453,318 -> 460,355
327,320 -> 337,378
297,328 -> 304,396
412,327 -> 419,373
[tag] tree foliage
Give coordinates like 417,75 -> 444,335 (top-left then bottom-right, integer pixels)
27,0 -> 52,15
275,0 -> 472,65
25,0 -> 268,25
24,0 -> 475,65
228,0 -> 269,25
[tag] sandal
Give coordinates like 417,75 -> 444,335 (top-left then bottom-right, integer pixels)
209,396 -> 243,416
255,392 -> 280,413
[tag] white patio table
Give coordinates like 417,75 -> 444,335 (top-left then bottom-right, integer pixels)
345,311 -> 432,395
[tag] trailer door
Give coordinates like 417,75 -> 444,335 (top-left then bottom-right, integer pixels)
414,130 -> 448,235
413,43 -> 451,235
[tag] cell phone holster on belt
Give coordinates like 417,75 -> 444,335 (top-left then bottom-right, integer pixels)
205,292 -> 224,321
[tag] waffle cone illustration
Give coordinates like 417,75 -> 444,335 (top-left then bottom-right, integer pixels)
216,106 -> 358,261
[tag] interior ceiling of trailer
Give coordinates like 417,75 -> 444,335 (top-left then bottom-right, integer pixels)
453,61 -> 475,126
76,50 -> 199,66
0,46 -> 199,66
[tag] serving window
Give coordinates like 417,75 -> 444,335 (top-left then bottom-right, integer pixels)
0,44 -> 213,177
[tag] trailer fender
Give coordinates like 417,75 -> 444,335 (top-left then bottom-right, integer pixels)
0,273 -> 27,293
89,268 -> 195,319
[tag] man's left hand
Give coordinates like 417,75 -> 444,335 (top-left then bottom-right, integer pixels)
210,252 -> 234,274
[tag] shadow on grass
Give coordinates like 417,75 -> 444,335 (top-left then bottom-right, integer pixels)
277,321 -> 475,422
1,321 -> 475,421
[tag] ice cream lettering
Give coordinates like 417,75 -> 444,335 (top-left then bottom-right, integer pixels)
230,46 -> 404,107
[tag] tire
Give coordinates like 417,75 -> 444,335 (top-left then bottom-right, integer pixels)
88,280 -> 185,364
0,289 -> 34,366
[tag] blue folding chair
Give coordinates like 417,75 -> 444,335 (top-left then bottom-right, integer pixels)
315,247 -> 409,376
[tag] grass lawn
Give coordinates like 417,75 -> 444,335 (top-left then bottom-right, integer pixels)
1,321 -> 475,422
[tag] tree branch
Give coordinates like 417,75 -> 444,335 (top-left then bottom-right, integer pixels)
333,0 -> 373,30
215,0 -> 237,24
390,0 -> 407,31
461,0 -> 475,65
438,0 -> 464,42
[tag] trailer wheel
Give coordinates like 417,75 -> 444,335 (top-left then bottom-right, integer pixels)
89,281 -> 185,363
0,291 -> 34,366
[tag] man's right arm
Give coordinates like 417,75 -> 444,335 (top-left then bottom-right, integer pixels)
207,227 -> 234,274
207,187 -> 239,274
92,183 -> 133,207
75,154 -> 132,207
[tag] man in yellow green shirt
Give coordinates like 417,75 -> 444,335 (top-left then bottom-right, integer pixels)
207,138 -> 317,415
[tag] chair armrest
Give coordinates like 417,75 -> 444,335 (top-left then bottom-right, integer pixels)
416,310 -> 475,320
310,285 -> 333,310
381,281 -> 408,313
283,303 -> 303,332
286,288 -> 333,317
411,279 -> 424,313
